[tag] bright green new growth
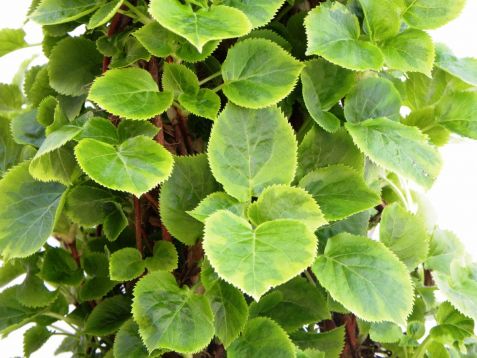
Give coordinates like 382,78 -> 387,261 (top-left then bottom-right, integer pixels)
204,210 -> 317,300
149,0 -> 252,53
221,38 -> 303,108
75,136 -> 173,197
1,0 -> 476,357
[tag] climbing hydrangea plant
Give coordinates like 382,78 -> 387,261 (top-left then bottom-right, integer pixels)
0,0 -> 476,357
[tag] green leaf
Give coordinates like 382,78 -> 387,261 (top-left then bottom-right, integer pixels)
84,295 -> 131,336
402,0 -> 466,30
221,38 -> 303,108
247,185 -> 327,232
430,301 -> 474,343
179,89 -> 221,120
75,136 -> 174,197
17,274 -> 58,308
48,37 -> 102,96
87,0 -> 124,29
23,325 -> 51,357
301,59 -> 355,132
358,0 -> 402,41
250,276 -> 330,332
80,117 -> 119,144
0,260 -> 25,288
344,77 -> 401,123
113,319 -> 149,358
109,248 -> 145,281
403,69 -> 468,111
103,202 -> 128,242
369,322 -> 403,343
188,192 -> 247,223
299,165 -> 380,221
24,66 -> 56,107
304,2 -> 383,71
162,63 -> 199,96
64,183 -> 118,226
291,326 -> 346,358
435,91 -> 477,139
0,286 -> 44,333
83,252 -> 110,277
89,68 -> 173,120
204,210 -> 317,300
11,110 -> 45,147
379,203 -> 430,271
144,241 -> 178,272
117,120 -> 159,142
403,107 -> 451,146
133,21 -> 219,63
109,36 -> 151,69
296,126 -> 364,180
201,260 -> 248,347
312,233 -> 414,325
222,0 -> 286,28
434,43 -> 477,86
0,83 -> 23,114
317,211 -> 371,246
434,263 -> 477,322
30,0 -> 99,25
0,117 -> 23,175
160,154 -> 219,245
208,104 -> 297,201
35,125 -> 81,158
149,0 -> 252,52
0,162 -> 65,259
426,230 -> 465,275
132,271 -> 215,353
0,29 -> 27,57
80,277 -> 116,302
41,247 -> 83,285
228,317 -> 295,358
380,29 -> 435,76
346,117 -> 442,188
240,29 -> 292,52
30,145 -> 79,185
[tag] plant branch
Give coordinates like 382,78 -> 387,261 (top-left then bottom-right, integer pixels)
134,196 -> 143,256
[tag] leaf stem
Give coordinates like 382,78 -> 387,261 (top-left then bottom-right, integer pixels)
43,312 -> 78,329
123,0 -> 152,24
198,71 -> 221,86
304,268 -> 317,286
50,324 -> 75,336
211,83 -> 224,93
412,335 -> 432,358
380,175 -> 409,209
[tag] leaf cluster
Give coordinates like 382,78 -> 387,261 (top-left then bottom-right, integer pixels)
0,0 -> 476,357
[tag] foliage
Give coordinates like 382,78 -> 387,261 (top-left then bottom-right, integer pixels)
0,0 -> 476,357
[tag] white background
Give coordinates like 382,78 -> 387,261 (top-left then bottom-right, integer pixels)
1,1 -> 477,357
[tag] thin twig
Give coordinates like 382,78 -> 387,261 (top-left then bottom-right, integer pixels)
134,196 -> 143,256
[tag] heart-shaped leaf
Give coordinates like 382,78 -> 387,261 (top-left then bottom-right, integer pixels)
208,104 -> 297,202
222,38 -> 303,108
132,271 -> 214,353
75,136 -> 174,197
149,0 -> 252,52
204,210 -> 317,300
304,2 -> 383,71
89,68 -> 173,120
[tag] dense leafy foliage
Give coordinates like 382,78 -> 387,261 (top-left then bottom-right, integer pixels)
0,0 -> 476,357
